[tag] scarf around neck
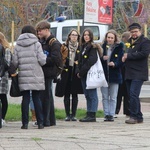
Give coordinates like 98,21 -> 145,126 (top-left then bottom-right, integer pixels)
68,41 -> 78,66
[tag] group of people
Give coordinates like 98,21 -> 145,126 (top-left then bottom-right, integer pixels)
0,21 -> 149,129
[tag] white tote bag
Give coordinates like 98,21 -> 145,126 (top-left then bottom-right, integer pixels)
86,53 -> 108,89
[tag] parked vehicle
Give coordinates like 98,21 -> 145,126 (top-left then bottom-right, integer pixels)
49,19 -> 109,43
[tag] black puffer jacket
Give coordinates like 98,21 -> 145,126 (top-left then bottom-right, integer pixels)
40,35 -> 62,78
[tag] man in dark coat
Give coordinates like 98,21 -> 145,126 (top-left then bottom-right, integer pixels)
36,20 -> 62,126
122,23 -> 150,124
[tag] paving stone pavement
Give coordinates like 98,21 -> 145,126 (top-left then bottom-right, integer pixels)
1,113 -> 150,150
0,83 -> 150,150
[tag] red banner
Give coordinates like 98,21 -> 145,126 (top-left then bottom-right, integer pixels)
98,0 -> 113,24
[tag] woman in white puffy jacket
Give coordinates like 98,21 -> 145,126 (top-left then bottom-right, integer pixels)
12,25 -> 46,129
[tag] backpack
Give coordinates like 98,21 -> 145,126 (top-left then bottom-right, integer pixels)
0,45 -> 9,78
49,38 -> 68,66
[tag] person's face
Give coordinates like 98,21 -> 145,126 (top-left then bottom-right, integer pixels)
37,28 -> 49,39
69,31 -> 78,42
106,33 -> 115,45
130,28 -> 141,39
84,31 -> 90,43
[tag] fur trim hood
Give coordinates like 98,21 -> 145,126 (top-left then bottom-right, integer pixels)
92,43 -> 103,57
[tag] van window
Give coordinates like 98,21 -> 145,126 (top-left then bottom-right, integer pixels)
62,26 -> 100,42
51,27 -> 57,37
62,26 -> 77,41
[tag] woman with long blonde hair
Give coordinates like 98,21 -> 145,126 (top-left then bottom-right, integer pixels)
0,32 -> 12,126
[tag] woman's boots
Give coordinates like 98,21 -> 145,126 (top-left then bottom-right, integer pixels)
31,109 -> 37,126
79,112 -> 96,122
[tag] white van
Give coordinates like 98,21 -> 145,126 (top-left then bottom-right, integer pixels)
49,19 -> 108,43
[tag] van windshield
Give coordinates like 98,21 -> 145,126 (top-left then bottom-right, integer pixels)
62,26 -> 100,42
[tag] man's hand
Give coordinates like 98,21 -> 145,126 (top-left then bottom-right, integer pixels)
103,55 -> 109,60
108,61 -> 115,67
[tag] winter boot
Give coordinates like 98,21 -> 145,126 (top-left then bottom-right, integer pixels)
79,112 -> 96,122
79,112 -> 90,122
31,109 -> 36,121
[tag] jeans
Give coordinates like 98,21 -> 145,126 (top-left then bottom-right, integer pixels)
126,79 -> 143,120
81,77 -> 98,112
101,83 -> 119,116
29,91 -> 35,110
22,90 -> 43,125
40,78 -> 56,126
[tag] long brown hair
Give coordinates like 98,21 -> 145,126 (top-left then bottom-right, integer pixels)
0,32 -> 10,49
80,28 -> 94,45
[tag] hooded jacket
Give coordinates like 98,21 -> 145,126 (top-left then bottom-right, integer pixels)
12,33 -> 46,91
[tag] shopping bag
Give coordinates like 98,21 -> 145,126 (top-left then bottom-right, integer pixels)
10,74 -> 22,97
86,53 -> 108,89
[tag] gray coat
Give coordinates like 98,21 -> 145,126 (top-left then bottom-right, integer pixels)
12,33 -> 46,91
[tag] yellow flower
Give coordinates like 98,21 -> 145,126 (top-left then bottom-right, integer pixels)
115,54 -> 118,57
76,50 -> 80,53
106,45 -> 109,49
84,55 -> 87,58
125,43 -> 131,48
65,69 -> 68,72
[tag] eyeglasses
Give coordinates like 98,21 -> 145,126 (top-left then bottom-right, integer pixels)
130,30 -> 139,34
71,34 -> 78,36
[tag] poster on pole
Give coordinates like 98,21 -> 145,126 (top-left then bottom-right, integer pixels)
84,0 -> 113,24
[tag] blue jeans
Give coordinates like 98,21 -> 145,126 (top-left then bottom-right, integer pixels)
29,91 -> 35,110
101,83 -> 119,116
81,77 -> 98,112
22,90 -> 43,125
126,79 -> 143,120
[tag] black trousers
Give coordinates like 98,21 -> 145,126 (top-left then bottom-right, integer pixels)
116,82 -> 130,115
0,94 -> 8,120
40,78 -> 56,126
22,90 -> 43,125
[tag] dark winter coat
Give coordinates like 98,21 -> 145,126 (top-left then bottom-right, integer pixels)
77,43 -> 103,78
101,42 -> 124,84
40,34 -> 62,78
125,34 -> 150,81
55,44 -> 83,96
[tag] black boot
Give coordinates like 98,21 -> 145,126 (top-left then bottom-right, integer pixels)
71,97 -> 78,121
90,112 -> 96,122
64,97 -> 71,121
79,112 -> 90,122
79,112 -> 96,122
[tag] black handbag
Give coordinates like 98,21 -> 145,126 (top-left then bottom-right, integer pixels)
55,78 -> 66,97
55,70 -> 68,97
10,74 -> 22,97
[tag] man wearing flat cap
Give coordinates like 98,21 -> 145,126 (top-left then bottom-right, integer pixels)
122,23 -> 150,124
